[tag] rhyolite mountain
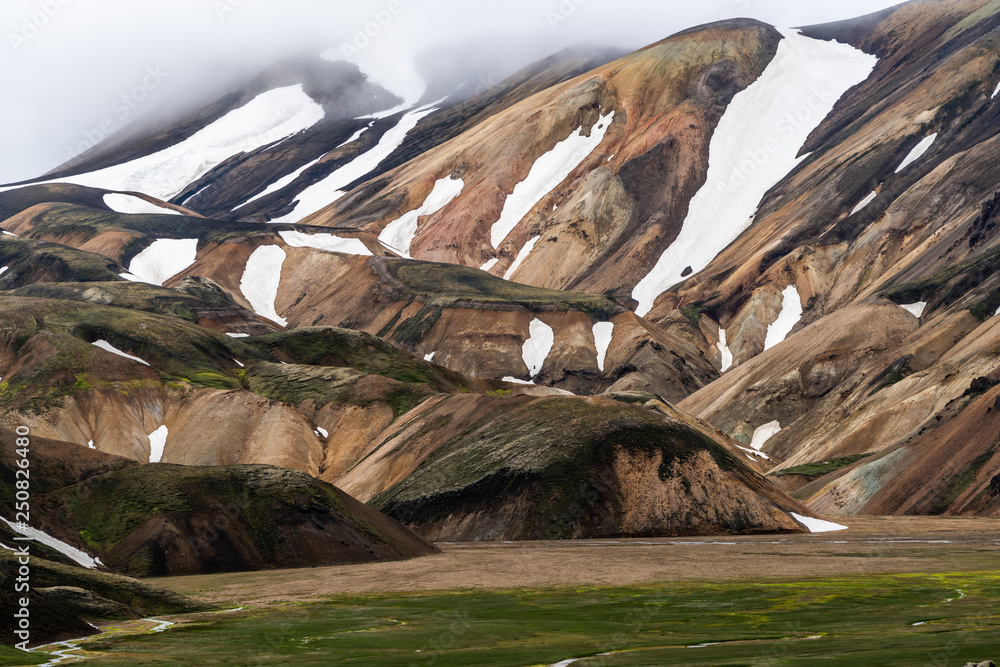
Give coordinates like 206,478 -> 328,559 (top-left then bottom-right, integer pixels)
4,0 -> 1000,589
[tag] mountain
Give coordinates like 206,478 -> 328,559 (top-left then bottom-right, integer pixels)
5,0 -> 1000,584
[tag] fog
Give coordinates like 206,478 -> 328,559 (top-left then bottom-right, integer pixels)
0,0 -> 904,184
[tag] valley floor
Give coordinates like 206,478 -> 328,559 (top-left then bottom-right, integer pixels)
5,517 -> 999,666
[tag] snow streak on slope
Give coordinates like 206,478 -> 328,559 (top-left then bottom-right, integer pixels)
632,30 -> 878,316
490,111 -> 614,248
503,236 -> 541,281
717,329 -> 733,373
148,425 -> 169,463
851,191 -> 877,215
750,421 -> 782,450
0,267 -> 7,277
480,258 -> 499,272
764,285 -> 803,351
103,193 -> 181,216
239,155 -> 326,208
57,86 -> 325,200
523,318 -> 555,377
121,238 -> 198,286
1,517 -> 102,569
278,230 -> 372,256
91,340 -> 150,366
895,134 -> 937,173
241,245 -> 288,326
273,102 -> 442,223
993,81 -> 1000,99
378,176 -> 465,256
592,322 -> 615,372
900,302 -> 927,318
791,513 -> 848,533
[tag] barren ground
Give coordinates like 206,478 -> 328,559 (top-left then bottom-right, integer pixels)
149,516 -> 1000,605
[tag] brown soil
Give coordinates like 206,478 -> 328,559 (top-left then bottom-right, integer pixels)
149,516 -> 1000,605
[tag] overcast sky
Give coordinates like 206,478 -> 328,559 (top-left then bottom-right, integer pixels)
0,0 -> 904,184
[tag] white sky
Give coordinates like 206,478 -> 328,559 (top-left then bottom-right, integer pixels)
0,0 -> 903,184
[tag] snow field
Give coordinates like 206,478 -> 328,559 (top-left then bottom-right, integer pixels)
240,245 -> 288,326
91,340 -> 150,366
791,512 -> 849,533
378,176 -> 465,256
750,421 -> 782,451
894,134 -> 937,174
278,230 -> 372,256
1,517 -> 103,569
592,322 -> 615,372
717,329 -> 733,373
763,285 -> 803,351
900,302 -> 927,318
103,193 -> 181,216
121,238 -> 199,286
148,425 -> 169,464
522,318 -> 555,377
503,236 -> 541,281
851,191 -> 877,215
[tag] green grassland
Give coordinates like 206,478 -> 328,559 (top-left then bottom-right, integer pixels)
5,572 -> 997,666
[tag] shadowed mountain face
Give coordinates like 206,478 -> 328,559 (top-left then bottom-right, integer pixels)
5,2 -> 1000,580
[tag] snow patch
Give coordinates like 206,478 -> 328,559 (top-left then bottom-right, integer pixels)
750,421 -> 782,451
1,517 -> 102,569
424,352 -> 435,362
791,513 -> 849,533
273,102 -> 441,223
717,329 -> 733,373
522,318 -> 555,378
91,340 -> 150,366
315,427 -> 329,438
232,359 -> 245,368
480,258 -> 499,272
895,134 -> 937,174
993,81 -> 1000,99
54,86 -> 325,200
764,285 -> 803,350
87,440 -> 94,450
227,333 -> 250,338
503,235 -> 541,281
2,230 -> 15,236
121,238 -> 198,286
491,111 -> 614,248
0,266 -> 7,277
240,245 -> 288,326
592,322 -> 615,372
378,176 -> 465,257
632,30 -> 878,316
148,425 -> 168,463
900,302 -> 927,318
850,191 -> 877,215
278,230 -> 372,256
502,376 -> 535,385
737,444 -> 772,461
103,193 -> 181,216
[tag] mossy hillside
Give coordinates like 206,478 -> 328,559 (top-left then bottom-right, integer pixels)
372,397 -> 748,537
243,362 -> 432,418
770,454 -> 873,480
884,241 -> 1000,319
8,281 -> 264,328
0,297 -> 267,408
0,182 -> 108,222
246,327 -> 474,392
0,236 -> 125,286
376,257 -> 625,315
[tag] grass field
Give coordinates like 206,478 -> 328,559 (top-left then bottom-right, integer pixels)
6,571 -> 998,666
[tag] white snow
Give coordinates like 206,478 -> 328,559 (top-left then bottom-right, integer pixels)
87,439 -> 94,450
737,444 -> 772,461
315,426 -> 329,438
148,425 -> 168,464
480,258 -> 499,272
502,376 -> 535,385
763,285 -> 803,351
2,231 -> 15,236
424,352 -> 436,362
850,191 -> 877,215
894,133 -> 937,174
272,102 -> 442,223
717,328 -> 734,373
232,359 -> 245,368
0,267 -> 8,277
50,86 -> 325,201
278,230 -> 372,256
378,176 -> 465,257
121,238 -> 198,286
1,517 -> 102,569
993,81 -> 1000,99
750,421 -> 782,451
103,193 -> 181,216
91,340 -> 150,366
592,322 -> 615,372
632,30 -> 878,316
226,333 -> 250,338
240,155 -> 325,208
522,318 -> 555,378
337,122 -> 374,147
791,512 -> 849,533
900,302 -> 927,318
240,245 -> 288,326
491,111 -> 613,248
503,235 -> 541,281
